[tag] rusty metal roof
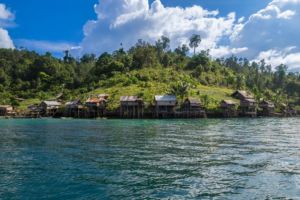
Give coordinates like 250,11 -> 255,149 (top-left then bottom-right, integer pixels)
120,96 -> 142,102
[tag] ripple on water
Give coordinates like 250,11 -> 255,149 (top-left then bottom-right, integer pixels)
0,118 -> 300,199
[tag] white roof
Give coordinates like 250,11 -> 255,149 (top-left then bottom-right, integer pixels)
155,95 -> 176,102
42,101 -> 61,106
120,96 -> 140,102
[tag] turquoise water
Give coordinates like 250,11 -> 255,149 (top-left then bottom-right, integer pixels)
0,118 -> 300,199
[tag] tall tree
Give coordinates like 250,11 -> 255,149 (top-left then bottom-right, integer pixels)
189,34 -> 201,55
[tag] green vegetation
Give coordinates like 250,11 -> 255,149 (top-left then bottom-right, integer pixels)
0,35 -> 299,111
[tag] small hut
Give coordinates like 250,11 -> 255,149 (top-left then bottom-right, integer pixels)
85,94 -> 108,118
220,100 -> 237,117
154,95 -> 177,118
240,98 -> 257,117
259,100 -> 275,116
231,90 -> 254,100
231,90 -> 257,117
65,100 -> 83,118
0,105 -> 14,116
182,98 -> 206,118
120,96 -> 144,118
27,104 -> 42,118
40,101 -> 61,117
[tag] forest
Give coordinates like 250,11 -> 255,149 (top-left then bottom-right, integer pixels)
0,35 -> 299,110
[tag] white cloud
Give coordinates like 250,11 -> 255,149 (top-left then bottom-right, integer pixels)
230,0 -> 300,70
0,4 -> 13,20
210,46 -> 248,58
0,3 -> 14,49
16,39 -> 79,53
0,28 -> 14,48
254,47 -> 300,70
78,0 -> 240,56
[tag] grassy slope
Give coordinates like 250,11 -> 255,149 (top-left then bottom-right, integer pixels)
90,67 -> 237,110
18,67 -> 237,111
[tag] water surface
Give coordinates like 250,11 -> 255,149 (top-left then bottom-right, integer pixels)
0,118 -> 300,199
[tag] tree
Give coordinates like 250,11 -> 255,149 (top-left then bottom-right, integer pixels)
175,44 -> 189,57
189,34 -> 201,55
169,81 -> 190,101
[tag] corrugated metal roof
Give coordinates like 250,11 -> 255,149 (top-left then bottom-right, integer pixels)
243,98 -> 257,103
65,100 -> 81,106
42,101 -> 61,106
222,100 -> 236,105
120,96 -> 141,102
155,95 -> 176,102
232,90 -> 254,99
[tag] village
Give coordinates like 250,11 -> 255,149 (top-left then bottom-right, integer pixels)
0,90 -> 298,119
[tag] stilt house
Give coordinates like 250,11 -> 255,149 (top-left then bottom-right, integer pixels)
120,96 -> 144,118
231,90 -> 257,117
0,105 -> 14,116
182,98 -> 206,118
65,100 -> 83,118
85,94 -> 108,118
154,95 -> 177,118
220,100 -> 238,117
259,100 -> 275,116
40,101 -> 61,117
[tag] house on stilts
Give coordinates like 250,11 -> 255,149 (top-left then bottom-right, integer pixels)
85,94 -> 108,118
65,100 -> 84,118
120,96 -> 144,118
220,100 -> 238,117
258,100 -> 275,117
181,98 -> 206,118
231,90 -> 257,117
154,95 -> 177,118
39,101 -> 62,117
0,105 -> 14,116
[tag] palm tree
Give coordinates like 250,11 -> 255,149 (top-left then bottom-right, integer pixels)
170,81 -> 190,101
189,34 -> 201,55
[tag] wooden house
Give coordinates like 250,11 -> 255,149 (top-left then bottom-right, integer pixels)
27,104 -> 42,118
220,100 -> 238,117
85,94 -> 108,118
182,98 -> 206,118
231,90 -> 254,100
231,90 -> 257,117
65,100 -> 84,118
0,105 -> 14,116
120,96 -> 144,118
39,101 -> 61,117
259,100 -> 275,116
154,95 -> 177,118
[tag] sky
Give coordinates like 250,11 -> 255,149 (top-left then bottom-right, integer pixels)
0,0 -> 300,71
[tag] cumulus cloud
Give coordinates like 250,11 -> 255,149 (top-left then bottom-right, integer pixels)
0,3 -> 14,49
254,47 -> 300,69
231,0 -> 300,70
78,0 -> 241,57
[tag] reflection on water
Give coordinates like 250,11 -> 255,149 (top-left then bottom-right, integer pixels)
0,118 -> 300,199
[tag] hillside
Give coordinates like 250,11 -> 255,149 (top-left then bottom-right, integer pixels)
0,37 -> 299,111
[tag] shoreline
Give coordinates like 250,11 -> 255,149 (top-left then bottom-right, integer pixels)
1,115 -> 299,120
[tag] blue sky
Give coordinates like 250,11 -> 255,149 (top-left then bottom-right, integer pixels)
2,0 -> 270,46
0,0 -> 300,70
